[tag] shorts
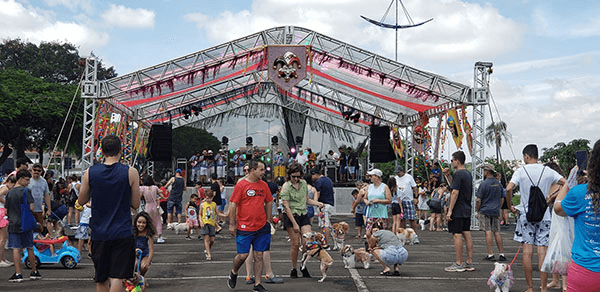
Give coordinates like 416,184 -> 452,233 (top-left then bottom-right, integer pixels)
199,167 -> 207,176
234,166 -> 244,177
340,166 -> 347,175
318,204 -> 335,228
186,218 -> 199,228
365,217 -> 385,233
380,245 -> 408,266
201,224 -> 216,236
283,213 -> 311,229
478,213 -> 500,232
501,199 -> 508,209
75,224 -> 91,240
167,196 -> 183,215
391,203 -> 402,215
348,166 -> 356,175
236,223 -> 271,254
401,200 -> 417,220
355,213 -> 364,227
91,236 -> 135,283
218,198 -> 226,212
7,231 -> 34,249
430,206 -> 443,214
513,214 -> 551,246
0,208 -> 8,228
448,217 -> 471,234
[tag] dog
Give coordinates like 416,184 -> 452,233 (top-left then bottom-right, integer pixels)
397,228 -> 418,246
487,262 -> 513,292
331,222 -> 349,251
418,218 -> 430,231
341,244 -> 371,269
167,222 -> 188,235
301,231 -> 334,282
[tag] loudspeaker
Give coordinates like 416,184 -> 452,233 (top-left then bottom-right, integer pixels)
147,124 -> 172,161
326,167 -> 336,182
369,125 -> 396,163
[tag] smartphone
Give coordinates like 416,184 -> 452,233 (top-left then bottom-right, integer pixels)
576,150 -> 588,170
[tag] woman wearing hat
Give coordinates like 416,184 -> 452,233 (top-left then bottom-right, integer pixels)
364,169 -> 392,237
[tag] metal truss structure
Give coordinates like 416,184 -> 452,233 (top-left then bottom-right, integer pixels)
81,26 -> 490,214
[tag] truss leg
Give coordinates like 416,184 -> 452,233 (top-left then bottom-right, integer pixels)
81,55 -> 99,173
470,62 -> 492,230
405,126 -> 415,175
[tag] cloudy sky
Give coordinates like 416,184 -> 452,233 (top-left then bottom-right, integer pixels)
1,0 -> 599,162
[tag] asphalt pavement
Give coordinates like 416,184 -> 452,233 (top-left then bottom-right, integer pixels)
0,216 -> 547,292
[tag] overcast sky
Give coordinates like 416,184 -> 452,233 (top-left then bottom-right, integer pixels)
1,0 -> 599,162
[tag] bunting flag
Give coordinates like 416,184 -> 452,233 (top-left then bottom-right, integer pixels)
460,106 -> 474,155
413,125 -> 431,154
433,112 -> 444,160
391,127 -> 404,158
446,108 -> 463,149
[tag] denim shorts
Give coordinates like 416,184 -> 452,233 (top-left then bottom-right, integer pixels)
8,230 -> 34,249
380,245 -> 408,266
167,196 -> 183,215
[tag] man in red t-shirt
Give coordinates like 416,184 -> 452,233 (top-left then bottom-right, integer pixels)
227,160 -> 273,291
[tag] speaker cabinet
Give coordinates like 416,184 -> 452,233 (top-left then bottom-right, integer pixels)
369,125 -> 396,163
147,124 -> 172,161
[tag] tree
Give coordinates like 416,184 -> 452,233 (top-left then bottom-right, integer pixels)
171,126 -> 221,159
485,121 -> 512,164
541,139 -> 590,174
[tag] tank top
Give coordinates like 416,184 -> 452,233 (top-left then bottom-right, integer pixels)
366,183 -> 388,219
89,163 -> 133,240
171,177 -> 185,199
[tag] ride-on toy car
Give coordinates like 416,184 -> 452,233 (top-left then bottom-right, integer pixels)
22,236 -> 81,269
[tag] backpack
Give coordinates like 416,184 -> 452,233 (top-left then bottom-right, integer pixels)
524,166 -> 547,222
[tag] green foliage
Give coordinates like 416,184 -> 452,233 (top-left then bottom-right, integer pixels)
541,139 -> 590,175
171,126 -> 221,159
485,121 -> 511,164
485,157 -> 515,183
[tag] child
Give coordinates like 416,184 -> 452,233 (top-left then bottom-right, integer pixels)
133,211 -> 155,277
184,193 -> 201,239
33,224 -> 55,256
195,182 -> 205,200
351,187 -> 367,239
200,189 -> 225,260
76,200 -> 92,257
5,169 -> 41,282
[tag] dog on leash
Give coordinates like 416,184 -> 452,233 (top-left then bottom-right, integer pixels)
341,244 -> 371,269
487,262 -> 513,292
397,228 -> 418,246
301,231 -> 334,282
418,218 -> 430,231
331,222 -> 349,250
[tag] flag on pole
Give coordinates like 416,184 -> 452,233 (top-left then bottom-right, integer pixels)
460,106 -> 473,155
391,127 -> 404,158
446,108 -> 463,149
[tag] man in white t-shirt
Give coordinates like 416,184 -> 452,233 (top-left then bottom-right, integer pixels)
295,148 -> 308,170
506,144 -> 565,292
394,166 -> 419,242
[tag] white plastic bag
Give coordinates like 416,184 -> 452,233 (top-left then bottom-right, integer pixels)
541,207 -> 574,275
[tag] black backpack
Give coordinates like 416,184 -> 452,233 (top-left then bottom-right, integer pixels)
524,166 -> 547,222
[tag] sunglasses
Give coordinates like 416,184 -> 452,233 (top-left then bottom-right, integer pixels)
244,169 -> 249,172
32,169 -> 43,172
291,175 -> 302,178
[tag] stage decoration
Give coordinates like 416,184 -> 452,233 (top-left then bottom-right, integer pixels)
460,106 -> 474,155
433,112 -> 444,160
446,108 -> 463,149
268,46 -> 307,91
391,127 -> 404,158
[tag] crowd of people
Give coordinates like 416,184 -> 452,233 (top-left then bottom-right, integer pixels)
1,135 -> 599,292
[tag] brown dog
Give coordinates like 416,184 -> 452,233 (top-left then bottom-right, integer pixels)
341,244 -> 371,269
331,222 -> 349,251
301,231 -> 334,282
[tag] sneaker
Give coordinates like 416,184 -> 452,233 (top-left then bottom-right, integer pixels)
264,275 -> 284,284
227,271 -> 237,289
464,263 -> 475,271
290,268 -> 298,278
444,263 -> 465,272
300,267 -> 311,278
484,255 -> 496,261
246,276 -> 255,285
185,236 -> 191,240
0,261 -> 12,268
498,254 -> 507,262
157,237 -> 165,243
253,283 -> 268,292
414,236 -> 420,244
9,273 -> 23,282
30,270 -> 42,280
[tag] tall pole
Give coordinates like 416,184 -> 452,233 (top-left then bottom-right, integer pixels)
395,0 -> 398,62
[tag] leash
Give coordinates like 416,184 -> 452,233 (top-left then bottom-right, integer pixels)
509,244 -> 522,267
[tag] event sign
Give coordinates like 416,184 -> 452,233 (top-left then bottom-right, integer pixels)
267,46 -> 307,91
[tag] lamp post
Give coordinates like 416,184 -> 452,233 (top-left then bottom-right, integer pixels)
264,119 -> 274,169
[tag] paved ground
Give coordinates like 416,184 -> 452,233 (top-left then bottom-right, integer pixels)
0,216 -> 550,292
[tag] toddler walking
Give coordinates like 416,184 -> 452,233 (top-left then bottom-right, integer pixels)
200,189 -> 225,260
184,193 -> 201,239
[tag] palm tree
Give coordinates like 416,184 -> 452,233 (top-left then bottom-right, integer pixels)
485,121 -> 512,164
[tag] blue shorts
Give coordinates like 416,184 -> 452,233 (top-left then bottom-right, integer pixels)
75,224 -> 91,240
380,245 -> 408,266
167,196 -> 183,215
355,213 -> 364,227
235,223 -> 271,254
8,231 -> 34,249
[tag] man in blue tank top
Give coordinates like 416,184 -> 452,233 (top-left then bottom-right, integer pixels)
77,135 -> 141,292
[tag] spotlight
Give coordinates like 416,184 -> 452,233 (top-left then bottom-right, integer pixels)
350,112 -> 360,123
265,148 -> 270,153
290,147 -> 296,154
342,110 -> 353,120
266,157 -> 271,163
295,136 -> 303,145
246,136 -> 253,145
266,166 -> 272,172
221,136 -> 229,145
271,136 -> 278,145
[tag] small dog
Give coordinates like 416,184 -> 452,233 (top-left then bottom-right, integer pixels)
301,231 -> 334,282
331,222 -> 349,251
341,244 -> 371,269
487,262 -> 513,292
397,228 -> 418,246
418,219 -> 430,231
167,222 -> 188,235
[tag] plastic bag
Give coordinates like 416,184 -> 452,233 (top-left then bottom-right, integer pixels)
541,208 -> 574,275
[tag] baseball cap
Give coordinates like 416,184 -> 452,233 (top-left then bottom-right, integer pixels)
176,168 -> 182,174
395,165 -> 405,173
366,169 -> 383,177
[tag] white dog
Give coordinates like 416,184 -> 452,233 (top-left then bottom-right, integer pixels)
167,222 -> 188,235
397,228 -> 418,246
341,245 -> 371,269
487,262 -> 513,292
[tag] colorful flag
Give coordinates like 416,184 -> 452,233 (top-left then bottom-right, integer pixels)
391,127 -> 404,158
460,106 -> 473,155
446,108 -> 463,149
